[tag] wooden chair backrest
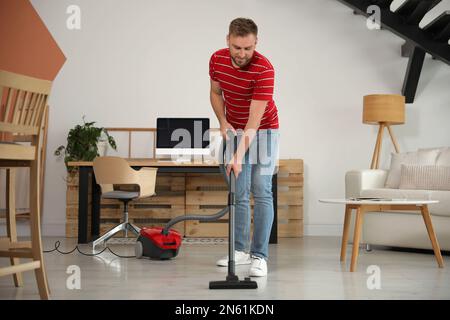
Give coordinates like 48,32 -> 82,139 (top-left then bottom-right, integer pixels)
93,156 -> 138,185
93,156 -> 158,197
0,70 -> 52,140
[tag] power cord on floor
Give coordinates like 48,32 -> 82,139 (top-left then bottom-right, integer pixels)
44,240 -> 136,258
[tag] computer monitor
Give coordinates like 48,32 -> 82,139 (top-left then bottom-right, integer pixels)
156,118 -> 210,156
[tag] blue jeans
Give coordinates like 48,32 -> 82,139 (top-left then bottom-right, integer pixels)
220,129 -> 279,260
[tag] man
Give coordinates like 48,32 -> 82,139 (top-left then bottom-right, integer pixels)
209,18 -> 279,277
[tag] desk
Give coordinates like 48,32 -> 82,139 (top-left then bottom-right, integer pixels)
68,159 -> 278,244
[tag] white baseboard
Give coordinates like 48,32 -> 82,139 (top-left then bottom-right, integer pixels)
0,221 -> 66,237
42,223 -> 66,236
304,224 -> 342,236
1,221 -> 343,237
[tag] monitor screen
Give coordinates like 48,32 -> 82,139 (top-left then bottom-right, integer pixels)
156,118 -> 210,155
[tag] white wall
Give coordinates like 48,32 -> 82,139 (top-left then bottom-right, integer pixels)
8,0 -> 449,236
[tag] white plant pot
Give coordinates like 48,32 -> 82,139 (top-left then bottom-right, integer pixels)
97,141 -> 108,156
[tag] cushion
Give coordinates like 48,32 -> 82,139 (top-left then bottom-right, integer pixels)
102,191 -> 139,200
436,147 -> 450,166
385,149 -> 440,188
399,164 -> 450,191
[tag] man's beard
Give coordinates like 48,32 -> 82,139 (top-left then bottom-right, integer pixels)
231,56 -> 251,68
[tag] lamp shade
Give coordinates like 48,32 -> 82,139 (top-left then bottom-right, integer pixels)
363,94 -> 405,125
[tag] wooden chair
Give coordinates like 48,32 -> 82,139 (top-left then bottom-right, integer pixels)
0,70 -> 52,299
92,156 -> 157,248
6,103 -> 49,220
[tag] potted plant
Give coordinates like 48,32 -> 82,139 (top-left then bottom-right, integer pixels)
54,116 -> 117,176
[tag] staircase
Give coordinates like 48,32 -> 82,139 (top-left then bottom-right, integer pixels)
336,0 -> 450,103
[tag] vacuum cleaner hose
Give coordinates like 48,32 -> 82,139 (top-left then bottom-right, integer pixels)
162,206 -> 229,235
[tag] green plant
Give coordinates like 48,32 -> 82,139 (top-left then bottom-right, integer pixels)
55,116 -> 117,172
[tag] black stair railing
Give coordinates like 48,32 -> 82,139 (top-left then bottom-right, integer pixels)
337,0 -> 450,103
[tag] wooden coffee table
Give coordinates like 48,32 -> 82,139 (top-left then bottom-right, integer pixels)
319,199 -> 445,272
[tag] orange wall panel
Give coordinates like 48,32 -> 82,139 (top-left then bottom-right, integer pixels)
0,0 -> 66,81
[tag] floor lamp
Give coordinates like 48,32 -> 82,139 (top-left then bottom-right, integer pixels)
363,94 -> 405,169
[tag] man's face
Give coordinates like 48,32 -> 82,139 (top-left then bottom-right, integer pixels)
227,33 -> 257,68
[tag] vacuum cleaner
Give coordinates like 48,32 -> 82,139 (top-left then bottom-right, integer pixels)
134,206 -> 229,260
135,131 -> 257,289
134,226 -> 182,260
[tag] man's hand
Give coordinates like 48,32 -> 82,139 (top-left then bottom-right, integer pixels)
220,121 -> 237,141
226,156 -> 242,178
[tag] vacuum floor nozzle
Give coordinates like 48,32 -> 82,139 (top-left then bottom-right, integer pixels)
209,277 -> 258,289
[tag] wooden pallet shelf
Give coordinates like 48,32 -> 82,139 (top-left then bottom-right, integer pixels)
65,159 -> 303,238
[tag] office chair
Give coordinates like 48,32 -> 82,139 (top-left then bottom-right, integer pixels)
92,156 -> 157,248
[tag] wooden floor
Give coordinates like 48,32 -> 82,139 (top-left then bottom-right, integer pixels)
1,236 -> 449,300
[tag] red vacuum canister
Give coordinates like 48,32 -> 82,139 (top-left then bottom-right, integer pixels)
135,227 -> 182,260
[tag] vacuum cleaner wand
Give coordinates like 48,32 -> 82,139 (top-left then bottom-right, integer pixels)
209,168 -> 258,289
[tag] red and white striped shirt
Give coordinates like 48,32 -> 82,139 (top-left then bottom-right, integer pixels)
209,48 -> 279,130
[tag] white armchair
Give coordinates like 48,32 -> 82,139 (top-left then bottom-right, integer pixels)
345,169 -> 388,199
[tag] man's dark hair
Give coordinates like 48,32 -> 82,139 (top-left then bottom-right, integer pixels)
229,18 -> 258,37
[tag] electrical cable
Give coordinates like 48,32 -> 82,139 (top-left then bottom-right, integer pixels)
44,240 -> 135,258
